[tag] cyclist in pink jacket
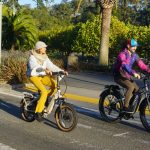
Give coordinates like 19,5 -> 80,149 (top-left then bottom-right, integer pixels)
113,39 -> 150,113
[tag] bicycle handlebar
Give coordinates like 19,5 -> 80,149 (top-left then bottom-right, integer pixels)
52,71 -> 65,76
140,71 -> 150,80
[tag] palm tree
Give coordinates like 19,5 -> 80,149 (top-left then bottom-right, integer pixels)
2,11 -> 38,50
98,0 -> 116,66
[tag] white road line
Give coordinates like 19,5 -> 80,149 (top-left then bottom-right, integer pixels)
138,139 -> 150,144
77,123 -> 92,129
0,91 -> 23,98
0,102 -> 10,108
0,143 -> 16,150
69,139 -> 79,144
113,132 -> 129,137
79,106 -> 99,112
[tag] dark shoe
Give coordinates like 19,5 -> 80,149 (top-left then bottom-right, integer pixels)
35,113 -> 44,122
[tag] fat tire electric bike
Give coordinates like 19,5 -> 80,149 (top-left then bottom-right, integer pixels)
20,71 -> 78,132
99,72 -> 150,132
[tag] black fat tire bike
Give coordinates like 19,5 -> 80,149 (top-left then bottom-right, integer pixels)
99,72 -> 150,132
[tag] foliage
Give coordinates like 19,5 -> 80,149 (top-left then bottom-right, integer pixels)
38,25 -> 80,57
1,0 -> 150,71
109,16 -> 129,57
110,17 -> 150,60
126,24 -> 150,59
2,8 -> 38,50
50,25 -> 80,56
29,8 -> 65,30
0,51 -> 29,84
32,0 -> 54,8
50,2 -> 73,25
71,15 -> 150,61
113,0 -> 150,26
72,15 -> 101,56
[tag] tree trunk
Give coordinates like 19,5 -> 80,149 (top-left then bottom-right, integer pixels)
99,7 -> 112,66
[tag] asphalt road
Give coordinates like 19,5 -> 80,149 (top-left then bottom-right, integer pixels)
0,72 -> 150,150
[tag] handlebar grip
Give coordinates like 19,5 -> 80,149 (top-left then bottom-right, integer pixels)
52,71 -> 65,76
140,71 -> 150,80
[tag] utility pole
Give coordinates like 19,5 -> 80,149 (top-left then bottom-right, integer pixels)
0,1 -> 2,64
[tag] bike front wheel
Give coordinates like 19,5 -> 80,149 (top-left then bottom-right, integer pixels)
55,103 -> 78,132
99,90 -> 123,123
140,99 -> 150,132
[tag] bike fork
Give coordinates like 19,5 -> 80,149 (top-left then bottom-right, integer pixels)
46,96 -> 55,114
147,96 -> 150,111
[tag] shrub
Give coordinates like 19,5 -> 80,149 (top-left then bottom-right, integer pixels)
72,16 -> 101,56
0,51 -> 29,84
0,51 -> 65,84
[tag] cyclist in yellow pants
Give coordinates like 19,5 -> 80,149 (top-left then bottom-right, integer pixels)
29,76 -> 56,113
26,41 -> 68,121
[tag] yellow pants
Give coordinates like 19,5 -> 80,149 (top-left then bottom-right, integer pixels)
29,76 -> 57,113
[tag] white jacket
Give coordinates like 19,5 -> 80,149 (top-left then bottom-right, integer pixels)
27,55 -> 63,77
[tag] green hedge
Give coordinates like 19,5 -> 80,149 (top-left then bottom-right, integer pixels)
71,16 -> 150,61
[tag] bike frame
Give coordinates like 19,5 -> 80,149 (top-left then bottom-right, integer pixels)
119,74 -> 150,114
22,72 -> 66,115
44,72 -> 66,115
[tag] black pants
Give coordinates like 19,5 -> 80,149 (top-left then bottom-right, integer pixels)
114,76 -> 139,108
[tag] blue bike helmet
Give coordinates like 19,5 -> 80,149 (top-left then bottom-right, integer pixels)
127,39 -> 139,47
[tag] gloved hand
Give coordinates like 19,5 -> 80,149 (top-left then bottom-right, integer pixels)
133,73 -> 141,79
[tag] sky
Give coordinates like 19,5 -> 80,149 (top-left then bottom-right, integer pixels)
18,0 -> 62,8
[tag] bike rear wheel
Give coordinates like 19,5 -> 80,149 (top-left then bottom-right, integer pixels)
55,103 -> 78,132
140,99 -> 150,132
99,91 -> 123,123
20,98 -> 35,122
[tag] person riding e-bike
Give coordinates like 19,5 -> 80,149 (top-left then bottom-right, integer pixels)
113,39 -> 150,113
26,41 -> 68,121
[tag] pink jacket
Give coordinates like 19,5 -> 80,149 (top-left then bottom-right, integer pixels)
113,48 -> 150,79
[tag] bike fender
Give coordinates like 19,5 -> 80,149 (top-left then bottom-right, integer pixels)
20,98 -> 25,104
100,90 -> 110,98
99,85 -> 120,98
54,106 -> 60,118
54,101 -> 67,118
